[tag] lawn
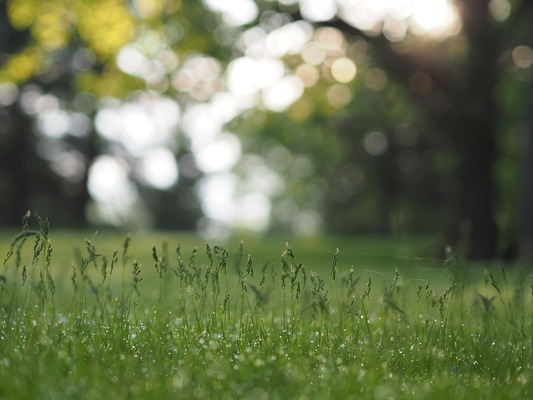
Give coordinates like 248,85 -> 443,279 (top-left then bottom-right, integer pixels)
0,215 -> 531,399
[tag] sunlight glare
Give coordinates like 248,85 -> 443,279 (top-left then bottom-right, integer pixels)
264,21 -> 314,57
209,92 -> 242,124
236,192 -> 271,231
410,0 -> 460,35
37,110 -> 71,138
262,75 -> 304,112
202,0 -> 259,26
339,6 -> 381,32
121,104 -> 158,152
88,155 -> 137,203
197,172 -> 272,234
337,0 -> 460,37
227,57 -> 285,97
195,133 -> 242,173
95,96 -> 179,157
197,173 -> 239,223
138,147 -> 179,190
182,103 -> 223,148
300,0 -> 337,22
117,44 -> 146,76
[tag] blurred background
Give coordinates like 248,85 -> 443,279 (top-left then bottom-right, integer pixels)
0,0 -> 532,260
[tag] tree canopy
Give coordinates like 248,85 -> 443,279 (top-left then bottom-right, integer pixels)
1,0 -> 532,259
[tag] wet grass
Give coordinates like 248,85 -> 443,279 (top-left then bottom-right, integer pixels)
0,214 -> 531,399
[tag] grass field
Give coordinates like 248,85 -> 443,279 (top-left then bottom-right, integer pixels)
0,215 -> 531,399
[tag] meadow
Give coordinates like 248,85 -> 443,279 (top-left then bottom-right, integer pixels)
0,214 -> 531,399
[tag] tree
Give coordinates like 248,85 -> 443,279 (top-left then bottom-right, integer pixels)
2,0 -> 532,260
519,79 -> 533,259
0,0 -> 215,229
280,0 -> 533,259
0,0 -> 84,226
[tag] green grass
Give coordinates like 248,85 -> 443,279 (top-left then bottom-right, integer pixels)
0,214 -> 531,399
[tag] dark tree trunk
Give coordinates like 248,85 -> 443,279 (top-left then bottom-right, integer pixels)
515,1 -> 533,260
450,118 -> 498,258
0,102 -> 94,228
0,105 -> 35,226
519,81 -> 533,260
444,4 -> 500,259
300,1 -> 504,259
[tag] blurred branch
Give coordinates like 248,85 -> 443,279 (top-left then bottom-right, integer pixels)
288,10 -> 463,122
506,0 -> 533,43
513,0 -> 533,20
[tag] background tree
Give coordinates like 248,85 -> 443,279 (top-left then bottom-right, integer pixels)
0,0 -> 215,228
2,0 -> 532,260
275,0 -> 533,259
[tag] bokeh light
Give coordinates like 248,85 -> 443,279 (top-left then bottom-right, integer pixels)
364,131 -> 389,156
337,0 -> 460,38
95,95 -> 180,157
327,84 -> 353,107
489,0 -> 511,22
172,55 -> 221,101
410,0 -> 460,35
315,27 -> 345,51
88,157 -> 130,198
364,68 -> 388,92
1,0 -> 507,238
87,155 -> 140,224
302,42 -> 328,65
0,83 -> 19,106
195,133 -> 242,173
138,148 -> 179,190
263,20 -> 314,58
262,75 -> 305,112
330,57 -> 357,83
227,57 -> 285,98
512,45 -> 533,69
383,17 -> 408,42
295,64 -> 320,87
300,0 -> 337,22
202,0 -> 259,26
37,109 -> 71,138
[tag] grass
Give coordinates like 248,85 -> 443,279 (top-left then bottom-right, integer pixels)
0,213 -> 531,399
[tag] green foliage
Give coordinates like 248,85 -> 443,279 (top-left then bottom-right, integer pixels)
1,0 -> 531,259
0,218 -> 531,399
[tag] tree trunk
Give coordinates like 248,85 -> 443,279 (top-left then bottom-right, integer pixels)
453,6 -> 500,259
451,118 -> 498,259
519,81 -> 533,260
310,5 -> 502,258
0,105 -> 34,226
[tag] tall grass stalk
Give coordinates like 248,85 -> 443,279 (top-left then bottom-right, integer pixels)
0,216 -> 531,399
